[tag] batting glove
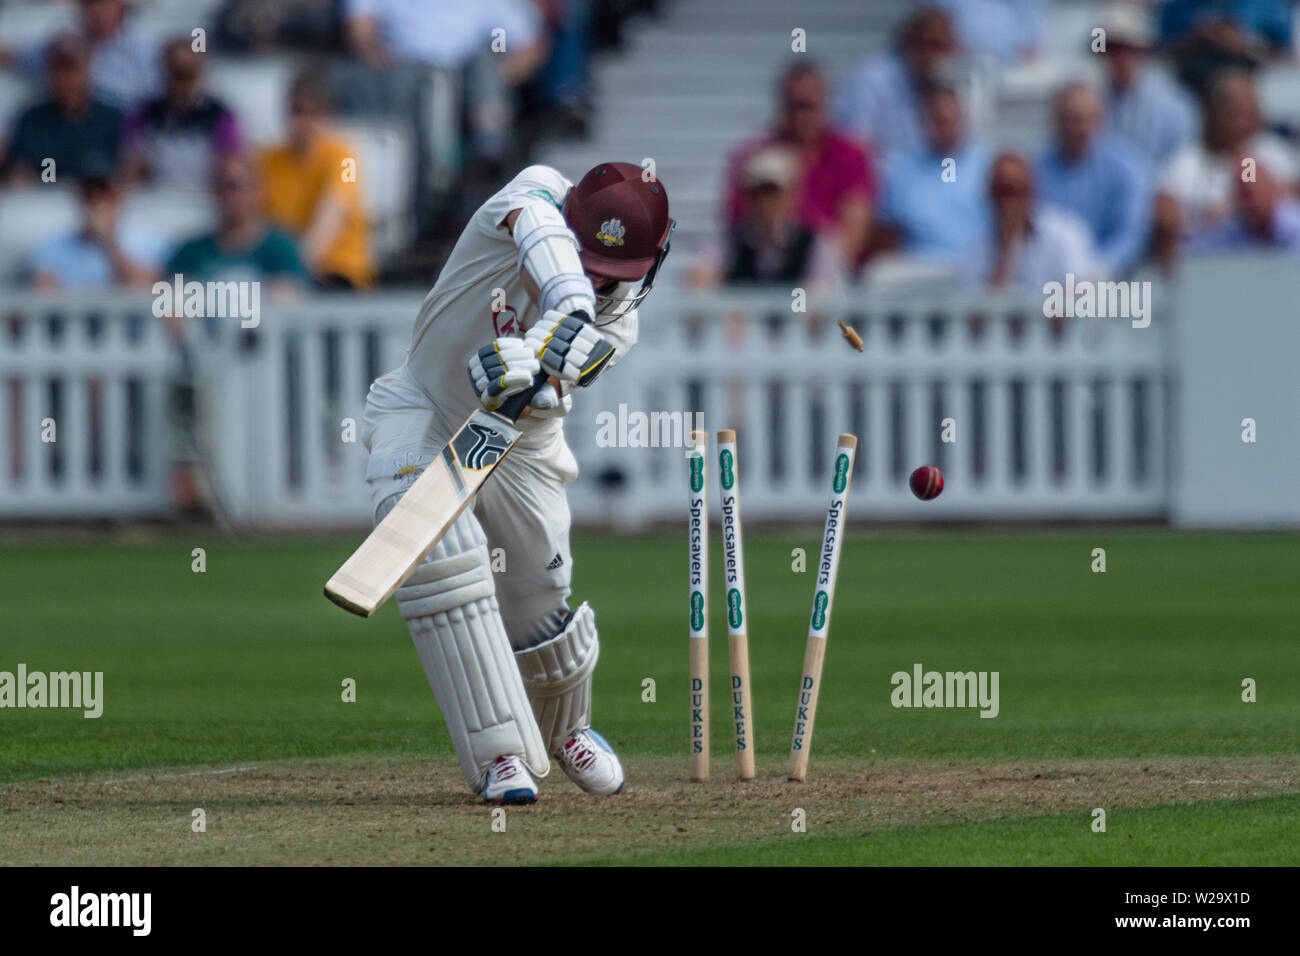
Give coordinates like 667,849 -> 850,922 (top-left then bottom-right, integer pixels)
524,309 -> 615,388
467,337 -> 542,411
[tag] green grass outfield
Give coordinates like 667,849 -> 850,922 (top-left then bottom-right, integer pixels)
2,530 -> 1298,865
589,793 -> 1300,866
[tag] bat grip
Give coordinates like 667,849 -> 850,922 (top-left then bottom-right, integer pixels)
496,371 -> 550,423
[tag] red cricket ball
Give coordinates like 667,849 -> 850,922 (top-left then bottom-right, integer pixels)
909,465 -> 944,500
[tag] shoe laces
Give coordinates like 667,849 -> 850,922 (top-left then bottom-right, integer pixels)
562,732 -> 599,772
492,755 -> 521,780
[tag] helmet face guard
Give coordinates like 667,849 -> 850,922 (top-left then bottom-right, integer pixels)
592,219 -> 675,323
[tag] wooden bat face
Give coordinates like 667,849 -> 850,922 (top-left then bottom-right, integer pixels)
324,409 -> 522,617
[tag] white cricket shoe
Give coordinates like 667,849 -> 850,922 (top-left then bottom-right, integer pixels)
557,728 -> 625,795
480,755 -> 538,805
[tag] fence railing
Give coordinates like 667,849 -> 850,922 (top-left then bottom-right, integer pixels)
1,285 -> 1177,527
1,296 -> 180,517
571,288 -> 1170,523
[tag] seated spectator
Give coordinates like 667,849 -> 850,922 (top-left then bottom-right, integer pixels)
965,154 -> 1100,291
1157,68 -> 1297,237
215,0 -> 345,52
166,154 -> 306,516
0,0 -> 159,112
938,0 -> 1042,64
1185,163 -> 1300,253
875,83 -> 992,261
25,174 -> 164,290
534,0 -> 594,138
691,146 -> 844,291
343,0 -> 546,163
256,70 -> 374,289
168,155 -> 308,296
835,6 -> 960,163
1101,5 -> 1199,167
722,63 -> 874,271
1160,0 -> 1292,93
346,0 -> 544,78
123,38 -> 244,191
2,35 -> 123,184
1036,82 -> 1150,275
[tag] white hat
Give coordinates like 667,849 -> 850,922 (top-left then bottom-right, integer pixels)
1104,4 -> 1154,49
743,146 -> 798,188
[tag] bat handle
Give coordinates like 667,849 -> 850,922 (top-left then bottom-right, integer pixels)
495,371 -> 550,423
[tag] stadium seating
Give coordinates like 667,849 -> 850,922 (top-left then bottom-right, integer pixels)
0,187 -> 80,282
0,186 -> 216,283
205,55 -> 300,148
335,118 -> 415,267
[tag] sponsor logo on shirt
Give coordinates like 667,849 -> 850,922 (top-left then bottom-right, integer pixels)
526,188 -> 561,210
492,304 -> 519,336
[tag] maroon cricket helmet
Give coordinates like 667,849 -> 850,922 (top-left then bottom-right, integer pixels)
563,162 -> 674,282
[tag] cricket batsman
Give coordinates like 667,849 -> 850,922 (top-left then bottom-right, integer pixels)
361,162 -> 674,804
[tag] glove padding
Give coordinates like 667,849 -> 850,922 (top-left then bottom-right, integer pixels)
524,309 -> 615,388
467,336 -> 541,411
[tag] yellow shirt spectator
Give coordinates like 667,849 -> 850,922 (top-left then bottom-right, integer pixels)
258,134 -> 375,288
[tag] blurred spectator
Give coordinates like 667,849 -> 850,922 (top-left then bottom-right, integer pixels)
256,70 -> 374,289
938,0 -> 1043,64
215,0 -> 344,52
1101,4 -> 1199,167
165,153 -> 306,516
1036,82 -> 1150,275
123,39 -> 244,191
723,63 -> 874,271
2,35 -> 123,183
1157,68 -> 1297,237
345,0 -> 543,75
535,0 -> 594,137
1185,162 -> 1300,253
25,174 -> 164,290
875,83 -> 991,260
343,0 -> 545,162
167,154 -> 307,294
835,7 -> 959,163
965,154 -> 1099,290
691,146 -> 844,290
1160,0 -> 1293,93
0,0 -> 159,112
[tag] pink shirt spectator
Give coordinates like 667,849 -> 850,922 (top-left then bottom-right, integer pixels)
723,131 -> 876,234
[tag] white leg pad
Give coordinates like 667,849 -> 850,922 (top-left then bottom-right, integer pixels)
390,505 -> 550,791
513,601 -> 600,753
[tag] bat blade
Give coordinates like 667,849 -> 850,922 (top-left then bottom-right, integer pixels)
324,408 -> 523,617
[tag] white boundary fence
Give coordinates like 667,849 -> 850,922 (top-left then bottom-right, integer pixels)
571,289 -> 1169,524
0,296 -> 180,517
3,258 -> 1297,528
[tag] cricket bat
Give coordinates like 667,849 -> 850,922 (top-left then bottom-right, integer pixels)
324,374 -> 547,617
